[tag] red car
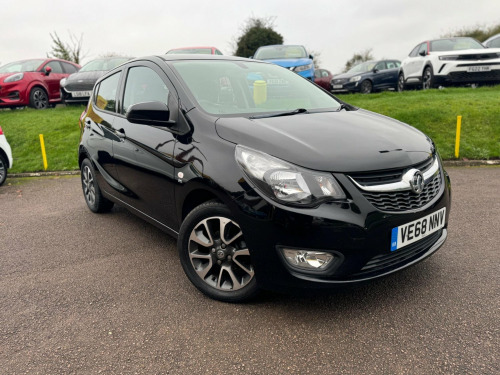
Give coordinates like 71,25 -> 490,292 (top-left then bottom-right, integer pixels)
0,58 -> 80,109
166,46 -> 223,55
314,68 -> 334,90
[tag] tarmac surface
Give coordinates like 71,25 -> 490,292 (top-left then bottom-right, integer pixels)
0,166 -> 499,374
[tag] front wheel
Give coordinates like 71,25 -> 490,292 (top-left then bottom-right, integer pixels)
29,87 -> 49,109
178,201 -> 259,302
422,66 -> 434,90
0,154 -> 8,186
397,73 -> 405,92
360,80 -> 373,94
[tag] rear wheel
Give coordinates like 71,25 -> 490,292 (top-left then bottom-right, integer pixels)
360,80 -> 373,94
422,66 -> 434,90
0,154 -> 7,186
29,87 -> 49,109
178,201 -> 259,302
81,158 -> 114,213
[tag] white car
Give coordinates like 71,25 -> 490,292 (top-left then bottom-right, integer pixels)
398,37 -> 500,91
0,125 -> 13,186
484,33 -> 500,48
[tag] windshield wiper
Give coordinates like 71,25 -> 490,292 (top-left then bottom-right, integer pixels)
249,108 -> 308,119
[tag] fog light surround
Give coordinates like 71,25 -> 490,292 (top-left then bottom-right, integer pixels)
282,248 -> 334,270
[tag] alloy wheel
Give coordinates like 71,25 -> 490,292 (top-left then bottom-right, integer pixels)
82,165 -> 96,206
32,89 -> 48,109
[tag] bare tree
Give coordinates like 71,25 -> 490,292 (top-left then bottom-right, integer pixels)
441,23 -> 500,42
47,32 -> 86,64
343,49 -> 374,72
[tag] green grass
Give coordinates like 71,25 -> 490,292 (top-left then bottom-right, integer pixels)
1,105 -> 86,173
1,86 -> 499,173
337,86 -> 500,160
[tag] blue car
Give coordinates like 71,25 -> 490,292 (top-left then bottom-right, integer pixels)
331,60 -> 401,94
253,45 -> 315,80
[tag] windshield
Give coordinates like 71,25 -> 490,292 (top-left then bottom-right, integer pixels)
348,61 -> 376,74
80,58 -> 130,72
167,48 -> 213,55
0,59 -> 44,73
171,60 -> 341,116
254,45 -> 307,60
430,38 -> 485,52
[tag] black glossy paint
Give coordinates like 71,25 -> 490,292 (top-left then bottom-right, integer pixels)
79,55 -> 451,293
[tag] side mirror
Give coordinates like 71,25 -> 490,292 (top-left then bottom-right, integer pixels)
419,50 -> 426,57
373,68 -> 379,73
309,54 -> 314,60
249,56 -> 253,59
126,101 -> 175,127
44,66 -> 52,76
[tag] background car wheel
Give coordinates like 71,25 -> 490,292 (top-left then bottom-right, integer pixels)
80,158 -> 114,213
397,74 -> 405,92
178,201 -> 259,302
422,66 -> 434,90
29,87 -> 49,109
360,80 -> 373,94
0,154 -> 7,186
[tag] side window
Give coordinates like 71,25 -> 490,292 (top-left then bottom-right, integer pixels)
409,44 -> 420,57
122,66 -> 169,114
322,70 -> 330,77
418,43 -> 428,56
314,70 -> 322,79
95,72 -> 121,112
62,62 -> 78,73
375,62 -> 386,71
488,37 -> 500,48
215,49 -> 223,55
45,61 -> 63,73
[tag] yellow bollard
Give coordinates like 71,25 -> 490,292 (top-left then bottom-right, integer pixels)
39,134 -> 48,170
253,80 -> 267,105
454,116 -> 462,159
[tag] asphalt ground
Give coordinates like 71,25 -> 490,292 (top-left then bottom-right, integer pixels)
0,166 -> 498,375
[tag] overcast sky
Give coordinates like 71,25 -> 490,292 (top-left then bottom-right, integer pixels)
2,0 -> 499,73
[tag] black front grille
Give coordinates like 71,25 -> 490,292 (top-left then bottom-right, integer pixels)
448,70 -> 500,82
352,230 -> 443,278
65,82 -> 95,91
456,53 -> 500,60
361,173 -> 441,212
349,156 -> 434,186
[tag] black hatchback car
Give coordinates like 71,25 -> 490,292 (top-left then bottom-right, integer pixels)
78,55 -> 450,302
331,60 -> 401,94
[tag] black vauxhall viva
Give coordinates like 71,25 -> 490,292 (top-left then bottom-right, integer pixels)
78,55 -> 451,302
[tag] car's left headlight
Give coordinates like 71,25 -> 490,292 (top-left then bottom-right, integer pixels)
293,63 -> 313,72
349,75 -> 361,82
4,73 -> 24,83
235,145 -> 345,206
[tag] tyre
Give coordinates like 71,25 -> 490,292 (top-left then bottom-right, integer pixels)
178,201 -> 259,302
422,66 -> 434,90
397,73 -> 405,92
81,158 -> 114,213
0,154 -> 7,186
360,80 -> 373,94
29,87 -> 49,109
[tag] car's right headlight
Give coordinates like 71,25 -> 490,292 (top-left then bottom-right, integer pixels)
235,145 -> 345,206
4,73 -> 24,83
60,78 -> 67,87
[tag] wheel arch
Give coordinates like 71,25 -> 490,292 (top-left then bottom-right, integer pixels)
0,148 -> 10,168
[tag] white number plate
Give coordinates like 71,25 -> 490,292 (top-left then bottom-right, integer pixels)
390,207 -> 446,251
72,91 -> 92,97
333,84 -> 343,89
467,66 -> 491,72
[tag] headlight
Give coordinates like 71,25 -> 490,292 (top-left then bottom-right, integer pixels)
4,73 -> 24,83
293,63 -> 313,72
349,75 -> 361,83
60,78 -> 67,87
439,55 -> 459,61
235,145 -> 345,206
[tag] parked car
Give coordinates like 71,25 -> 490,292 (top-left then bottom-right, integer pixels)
398,37 -> 500,91
0,125 -> 13,186
252,45 -> 315,80
60,57 -> 131,103
166,47 -> 223,55
314,68 -> 333,90
331,60 -> 401,94
483,33 -> 500,48
0,58 -> 80,109
79,55 -> 451,302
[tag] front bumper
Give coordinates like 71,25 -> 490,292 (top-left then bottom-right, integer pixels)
0,82 -> 29,107
231,167 -> 451,292
330,80 -> 361,93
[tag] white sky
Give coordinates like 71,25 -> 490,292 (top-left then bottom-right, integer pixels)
2,0 -> 498,73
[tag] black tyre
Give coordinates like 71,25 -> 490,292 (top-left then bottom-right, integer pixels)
0,153 -> 7,186
29,87 -> 49,109
422,66 -> 434,90
81,158 -> 114,213
360,80 -> 373,94
397,73 -> 405,92
178,201 -> 259,302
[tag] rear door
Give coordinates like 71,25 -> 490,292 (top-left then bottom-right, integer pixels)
112,61 -> 179,230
